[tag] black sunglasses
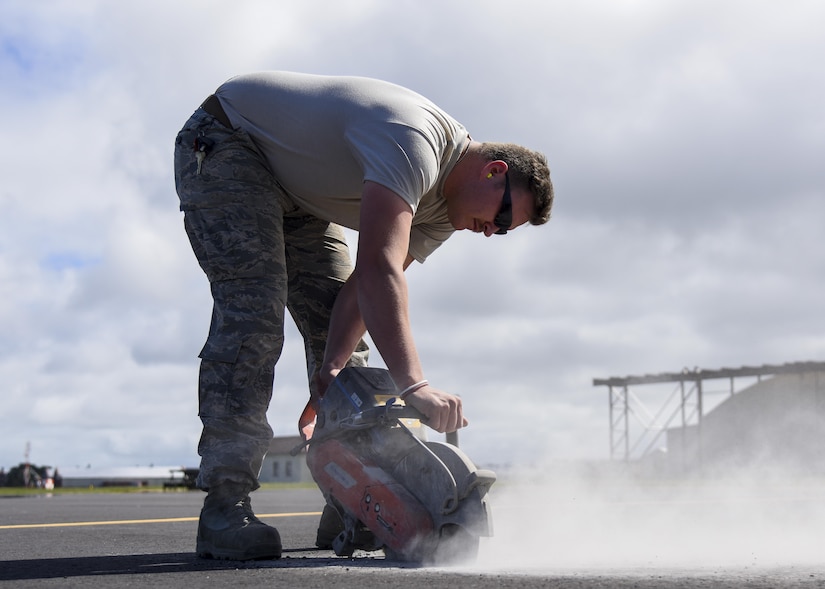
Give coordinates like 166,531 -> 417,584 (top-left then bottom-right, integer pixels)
493,172 -> 512,235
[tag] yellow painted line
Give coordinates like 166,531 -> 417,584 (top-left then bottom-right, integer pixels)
0,511 -> 322,530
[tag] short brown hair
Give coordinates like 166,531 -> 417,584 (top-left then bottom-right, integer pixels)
479,142 -> 554,225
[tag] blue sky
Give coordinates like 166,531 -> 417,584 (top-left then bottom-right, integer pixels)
1,0 -> 823,472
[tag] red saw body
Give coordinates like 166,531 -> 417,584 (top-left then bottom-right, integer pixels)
301,367 -> 496,564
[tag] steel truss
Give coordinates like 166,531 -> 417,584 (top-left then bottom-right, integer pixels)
593,361 -> 825,462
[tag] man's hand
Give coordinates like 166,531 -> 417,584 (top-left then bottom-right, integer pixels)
314,366 -> 341,401
403,385 -> 469,433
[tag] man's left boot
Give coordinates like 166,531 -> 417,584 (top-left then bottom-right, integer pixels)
196,482 -> 282,560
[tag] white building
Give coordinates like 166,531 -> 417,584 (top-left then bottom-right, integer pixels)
259,435 -> 313,484
58,465 -> 192,488
55,435 -> 316,488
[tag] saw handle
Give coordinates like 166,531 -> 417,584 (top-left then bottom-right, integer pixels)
376,398 -> 428,424
373,401 -> 460,446
319,398 -> 461,447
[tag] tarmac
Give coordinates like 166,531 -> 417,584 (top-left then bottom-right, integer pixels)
2,480 -> 825,588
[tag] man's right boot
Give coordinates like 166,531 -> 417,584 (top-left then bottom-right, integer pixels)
196,482 -> 282,560
315,504 -> 345,549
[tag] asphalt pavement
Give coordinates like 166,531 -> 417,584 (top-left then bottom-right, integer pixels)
2,482 -> 825,588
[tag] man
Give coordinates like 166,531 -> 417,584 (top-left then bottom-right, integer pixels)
174,71 -> 554,561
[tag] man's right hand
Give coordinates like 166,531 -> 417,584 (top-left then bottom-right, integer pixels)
314,366 -> 341,400
403,385 -> 469,433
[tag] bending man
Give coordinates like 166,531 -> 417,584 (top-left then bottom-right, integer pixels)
173,71 -> 554,561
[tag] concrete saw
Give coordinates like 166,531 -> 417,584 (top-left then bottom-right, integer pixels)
302,366 -> 496,564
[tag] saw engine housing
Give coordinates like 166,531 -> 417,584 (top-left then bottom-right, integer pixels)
305,367 -> 496,564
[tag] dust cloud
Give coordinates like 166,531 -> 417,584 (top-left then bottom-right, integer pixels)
474,461 -> 825,572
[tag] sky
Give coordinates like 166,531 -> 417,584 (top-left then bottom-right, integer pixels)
1,0 -> 823,473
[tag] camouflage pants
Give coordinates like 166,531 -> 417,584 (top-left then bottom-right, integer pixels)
174,109 -> 368,491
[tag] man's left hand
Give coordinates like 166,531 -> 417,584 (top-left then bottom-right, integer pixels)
403,385 -> 468,433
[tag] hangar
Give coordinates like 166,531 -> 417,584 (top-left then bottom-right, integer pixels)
593,360 -> 825,475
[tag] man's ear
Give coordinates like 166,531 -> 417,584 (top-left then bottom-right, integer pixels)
481,160 -> 509,180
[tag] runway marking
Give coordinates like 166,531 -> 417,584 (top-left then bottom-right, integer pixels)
0,511 -> 323,530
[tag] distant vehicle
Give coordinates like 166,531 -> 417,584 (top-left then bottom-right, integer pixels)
162,468 -> 200,491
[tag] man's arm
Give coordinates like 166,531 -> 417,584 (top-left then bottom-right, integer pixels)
320,254 -> 414,379
319,181 -> 466,433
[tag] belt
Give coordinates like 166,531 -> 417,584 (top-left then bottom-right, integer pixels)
200,94 -> 233,129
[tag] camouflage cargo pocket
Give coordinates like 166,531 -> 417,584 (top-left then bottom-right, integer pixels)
183,204 -> 266,283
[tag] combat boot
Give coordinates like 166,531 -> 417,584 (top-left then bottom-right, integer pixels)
315,504 -> 345,549
196,482 -> 282,560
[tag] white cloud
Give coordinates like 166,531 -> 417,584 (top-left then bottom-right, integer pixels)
1,0 -> 823,473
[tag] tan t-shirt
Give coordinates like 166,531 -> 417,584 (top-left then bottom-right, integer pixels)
215,71 -> 469,262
